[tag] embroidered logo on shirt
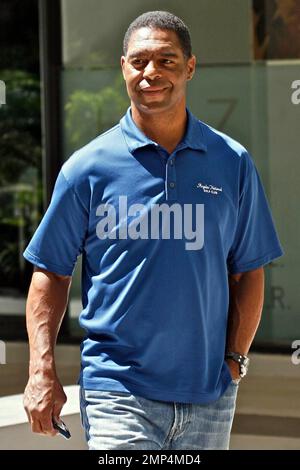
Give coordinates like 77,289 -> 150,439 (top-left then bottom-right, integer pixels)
196,182 -> 223,195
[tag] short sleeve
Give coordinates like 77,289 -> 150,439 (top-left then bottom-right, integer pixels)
227,153 -> 283,274
23,169 -> 89,276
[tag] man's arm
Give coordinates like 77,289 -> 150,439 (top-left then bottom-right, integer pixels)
226,267 -> 264,380
23,266 -> 72,435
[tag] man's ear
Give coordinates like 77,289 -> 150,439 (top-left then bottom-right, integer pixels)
187,54 -> 196,81
120,56 -> 126,80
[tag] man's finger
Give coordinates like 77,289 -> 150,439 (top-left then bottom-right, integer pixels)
24,407 -> 31,424
53,401 -> 64,422
35,408 -> 57,436
31,417 -> 42,434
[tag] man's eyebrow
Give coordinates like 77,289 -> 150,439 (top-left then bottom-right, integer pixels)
127,51 -> 179,59
160,52 -> 179,58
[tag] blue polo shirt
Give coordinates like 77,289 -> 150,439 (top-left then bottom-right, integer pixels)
23,107 -> 283,404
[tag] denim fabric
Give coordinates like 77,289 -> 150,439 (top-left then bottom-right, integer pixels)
79,381 -> 239,450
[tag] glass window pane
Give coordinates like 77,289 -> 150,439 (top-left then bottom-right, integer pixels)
0,0 -> 42,334
253,0 -> 300,60
61,0 -> 253,68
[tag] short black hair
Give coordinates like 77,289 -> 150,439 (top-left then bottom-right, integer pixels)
123,11 -> 192,59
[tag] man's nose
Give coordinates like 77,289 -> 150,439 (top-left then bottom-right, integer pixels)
143,61 -> 162,80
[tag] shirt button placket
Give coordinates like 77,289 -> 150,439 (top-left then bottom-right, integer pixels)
166,156 -> 177,201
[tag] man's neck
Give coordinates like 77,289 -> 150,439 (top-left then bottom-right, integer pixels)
131,102 -> 187,154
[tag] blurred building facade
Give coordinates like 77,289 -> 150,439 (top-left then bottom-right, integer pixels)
0,0 -> 299,351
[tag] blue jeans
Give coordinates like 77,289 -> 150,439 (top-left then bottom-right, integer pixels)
79,381 -> 239,450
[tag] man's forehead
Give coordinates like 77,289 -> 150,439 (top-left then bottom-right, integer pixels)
127,45 -> 179,58
127,27 -> 181,54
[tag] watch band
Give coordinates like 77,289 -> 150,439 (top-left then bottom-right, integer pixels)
225,352 -> 244,363
225,352 -> 250,378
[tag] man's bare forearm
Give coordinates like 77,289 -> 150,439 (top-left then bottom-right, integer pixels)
226,267 -> 264,355
24,267 -> 71,434
26,267 -> 72,375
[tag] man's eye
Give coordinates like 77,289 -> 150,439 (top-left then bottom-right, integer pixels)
132,59 -> 145,65
162,59 -> 173,64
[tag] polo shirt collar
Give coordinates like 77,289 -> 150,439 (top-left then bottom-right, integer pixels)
120,106 -> 207,154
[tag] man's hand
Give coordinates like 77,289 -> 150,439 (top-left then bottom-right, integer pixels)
23,369 -> 67,436
226,358 -> 240,381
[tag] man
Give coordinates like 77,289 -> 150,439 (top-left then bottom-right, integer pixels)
23,11 -> 283,450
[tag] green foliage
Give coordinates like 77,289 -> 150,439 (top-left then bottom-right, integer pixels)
65,73 -> 128,151
0,69 -> 42,288
0,69 -> 41,185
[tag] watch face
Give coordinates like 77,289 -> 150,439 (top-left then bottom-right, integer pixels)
240,364 -> 247,377
225,352 -> 250,378
240,356 -> 250,377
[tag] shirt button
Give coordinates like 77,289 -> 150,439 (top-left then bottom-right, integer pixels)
169,182 -> 176,189
170,159 -> 174,166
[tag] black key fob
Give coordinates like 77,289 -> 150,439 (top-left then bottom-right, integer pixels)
52,418 -> 71,439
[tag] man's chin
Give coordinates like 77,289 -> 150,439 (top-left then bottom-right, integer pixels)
136,99 -> 172,113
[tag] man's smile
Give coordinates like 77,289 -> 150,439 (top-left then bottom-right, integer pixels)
139,86 -> 170,96
142,89 -> 167,94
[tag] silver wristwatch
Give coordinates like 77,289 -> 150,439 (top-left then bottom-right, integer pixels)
225,352 -> 250,378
